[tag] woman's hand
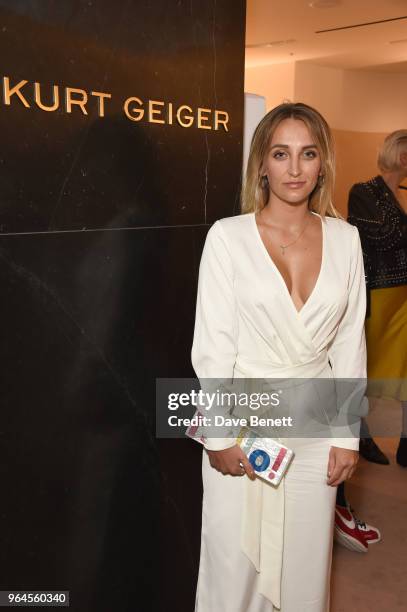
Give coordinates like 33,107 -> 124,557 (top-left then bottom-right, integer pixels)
327,446 -> 359,486
206,445 -> 256,480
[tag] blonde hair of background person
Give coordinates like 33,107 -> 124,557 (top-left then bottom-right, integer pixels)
377,129 -> 407,173
242,101 -> 340,218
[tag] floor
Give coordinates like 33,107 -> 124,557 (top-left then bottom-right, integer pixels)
331,405 -> 406,612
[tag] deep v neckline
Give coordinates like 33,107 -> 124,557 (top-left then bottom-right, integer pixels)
250,211 -> 325,316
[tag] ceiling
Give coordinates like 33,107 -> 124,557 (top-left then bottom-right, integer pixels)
246,0 -> 407,71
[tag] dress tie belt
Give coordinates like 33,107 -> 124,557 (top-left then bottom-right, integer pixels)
234,351 -> 331,610
234,350 -> 330,379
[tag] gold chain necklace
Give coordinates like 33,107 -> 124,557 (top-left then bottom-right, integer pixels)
279,215 -> 311,255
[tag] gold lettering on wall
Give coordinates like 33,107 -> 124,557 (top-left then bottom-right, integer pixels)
123,97 -> 144,121
168,102 -> 173,125
197,107 -> 212,130
65,87 -> 88,114
148,100 -> 165,124
215,110 -> 229,132
91,91 -> 111,117
3,77 -> 30,107
176,105 -> 194,128
1,75 -> 231,131
34,82 -> 59,112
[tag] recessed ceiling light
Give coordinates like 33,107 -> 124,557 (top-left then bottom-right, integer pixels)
309,0 -> 341,8
246,39 -> 297,49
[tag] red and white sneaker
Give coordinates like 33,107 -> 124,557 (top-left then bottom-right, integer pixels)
349,505 -> 381,545
334,504 -> 367,552
334,504 -> 381,552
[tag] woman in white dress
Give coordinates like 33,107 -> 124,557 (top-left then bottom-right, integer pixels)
191,102 -> 367,612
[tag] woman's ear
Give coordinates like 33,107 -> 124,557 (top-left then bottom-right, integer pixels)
400,151 -> 407,168
259,165 -> 268,181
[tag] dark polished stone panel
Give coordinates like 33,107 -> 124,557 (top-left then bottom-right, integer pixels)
0,226 -> 201,611
0,1 -> 246,610
0,0 -> 245,233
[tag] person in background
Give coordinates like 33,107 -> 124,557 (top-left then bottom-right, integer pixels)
348,130 -> 407,467
334,130 -> 407,554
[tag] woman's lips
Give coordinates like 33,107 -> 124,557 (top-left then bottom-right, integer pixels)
284,181 -> 306,189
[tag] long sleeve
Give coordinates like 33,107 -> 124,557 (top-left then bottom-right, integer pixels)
327,225 -> 369,450
348,183 -> 407,253
191,220 -> 239,451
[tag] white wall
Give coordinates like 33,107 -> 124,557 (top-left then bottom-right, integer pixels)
244,62 -> 295,111
293,62 -> 344,128
294,62 -> 407,133
243,93 -> 266,174
245,60 -> 407,133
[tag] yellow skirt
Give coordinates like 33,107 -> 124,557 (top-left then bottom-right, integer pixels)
365,284 -> 407,401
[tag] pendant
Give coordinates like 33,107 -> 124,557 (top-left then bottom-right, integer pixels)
280,245 -> 286,256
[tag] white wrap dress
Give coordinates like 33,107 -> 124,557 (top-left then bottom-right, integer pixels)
191,211 -> 368,612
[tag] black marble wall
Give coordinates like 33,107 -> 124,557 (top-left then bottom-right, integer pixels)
0,1 -> 245,611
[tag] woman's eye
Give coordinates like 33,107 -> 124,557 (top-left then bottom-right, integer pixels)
304,150 -> 317,159
272,151 -> 287,159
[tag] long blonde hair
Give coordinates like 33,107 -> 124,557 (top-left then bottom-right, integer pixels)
241,102 -> 340,218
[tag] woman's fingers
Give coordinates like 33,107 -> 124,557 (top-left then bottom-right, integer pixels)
328,467 -> 349,487
207,446 -> 256,479
327,460 -> 358,486
327,449 -> 336,481
327,446 -> 341,485
335,469 -> 355,486
327,446 -> 358,486
327,464 -> 343,486
207,446 -> 239,475
238,449 -> 256,480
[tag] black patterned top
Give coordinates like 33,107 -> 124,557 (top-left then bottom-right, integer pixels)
347,175 -> 407,292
